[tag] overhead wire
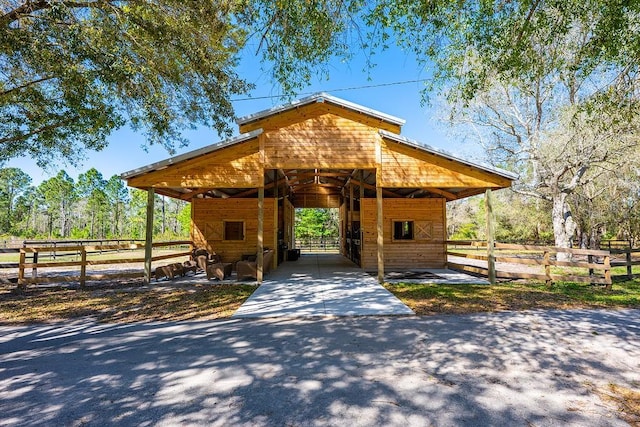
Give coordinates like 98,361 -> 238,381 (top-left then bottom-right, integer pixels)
230,78 -> 430,102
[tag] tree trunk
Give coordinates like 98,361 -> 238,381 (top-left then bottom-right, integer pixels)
60,203 -> 66,237
552,193 -> 576,261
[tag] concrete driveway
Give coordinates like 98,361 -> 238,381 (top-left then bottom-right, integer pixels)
233,254 -> 414,318
1,309 -> 639,426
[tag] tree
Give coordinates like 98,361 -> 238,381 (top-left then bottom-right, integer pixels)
295,208 -> 339,240
0,167 -> 31,232
1,0 -> 251,166
104,175 -> 129,237
38,170 -> 76,237
369,1 -> 640,254
77,168 -> 108,238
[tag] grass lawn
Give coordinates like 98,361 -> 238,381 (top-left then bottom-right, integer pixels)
384,279 -> 640,315
2,277 -> 639,325
0,283 -> 256,324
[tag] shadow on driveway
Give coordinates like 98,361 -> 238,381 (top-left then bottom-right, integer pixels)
1,309 -> 639,426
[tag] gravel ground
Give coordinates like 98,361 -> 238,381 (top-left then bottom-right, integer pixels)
1,309 -> 639,426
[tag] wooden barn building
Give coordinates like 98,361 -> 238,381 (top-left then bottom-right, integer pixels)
122,93 -> 516,282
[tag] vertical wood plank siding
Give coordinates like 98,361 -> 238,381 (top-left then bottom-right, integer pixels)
263,114 -> 379,169
380,140 -> 509,188
361,198 -> 446,269
191,198 -> 276,262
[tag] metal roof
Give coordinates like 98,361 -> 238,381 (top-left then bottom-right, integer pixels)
120,129 -> 263,180
379,130 -> 518,181
236,92 -> 406,127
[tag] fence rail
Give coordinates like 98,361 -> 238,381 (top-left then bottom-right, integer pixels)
12,240 -> 192,288
294,239 -> 340,252
446,240 -> 625,288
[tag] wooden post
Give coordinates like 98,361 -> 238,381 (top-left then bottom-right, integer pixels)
257,186 -> 264,283
273,173 -> 279,269
32,251 -> 38,279
604,254 -> 611,290
485,189 -> 496,284
18,249 -> 25,290
360,169 -> 365,267
376,184 -> 384,284
80,246 -> 87,289
544,250 -> 552,286
349,181 -> 354,260
627,249 -> 633,280
143,188 -> 155,284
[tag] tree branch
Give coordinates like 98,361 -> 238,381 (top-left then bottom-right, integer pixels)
1,76 -> 54,97
0,117 -> 76,145
1,0 -> 114,26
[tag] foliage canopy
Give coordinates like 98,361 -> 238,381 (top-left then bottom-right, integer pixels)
1,0 -> 250,165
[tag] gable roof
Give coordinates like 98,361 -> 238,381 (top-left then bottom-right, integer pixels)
120,93 -> 516,202
379,130 -> 518,181
236,92 -> 406,130
120,129 -> 263,180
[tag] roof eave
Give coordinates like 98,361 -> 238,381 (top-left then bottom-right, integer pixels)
120,129 -> 263,181
379,130 -> 519,181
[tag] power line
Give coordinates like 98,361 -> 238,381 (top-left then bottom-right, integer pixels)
230,78 -> 430,102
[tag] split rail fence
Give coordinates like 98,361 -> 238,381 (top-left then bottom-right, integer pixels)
11,240 -> 192,289
447,240 -> 640,288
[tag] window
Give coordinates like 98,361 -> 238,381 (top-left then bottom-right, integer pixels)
224,221 -> 244,241
393,220 -> 414,241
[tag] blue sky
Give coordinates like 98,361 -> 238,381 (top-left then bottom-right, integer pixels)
7,44 -> 482,186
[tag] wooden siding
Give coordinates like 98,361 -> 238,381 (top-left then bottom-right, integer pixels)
191,198 -> 276,263
240,102 -> 402,134
128,139 -> 263,189
263,114 -> 380,169
380,139 -> 512,188
361,198 -> 446,269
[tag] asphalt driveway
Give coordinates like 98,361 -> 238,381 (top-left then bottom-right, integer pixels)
1,309 -> 639,426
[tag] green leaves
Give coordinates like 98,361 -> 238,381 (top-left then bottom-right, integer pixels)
1,0 -> 250,164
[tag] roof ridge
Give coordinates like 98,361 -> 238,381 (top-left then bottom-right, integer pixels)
236,92 -> 406,126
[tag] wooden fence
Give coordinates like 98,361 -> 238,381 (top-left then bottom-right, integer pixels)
15,240 -> 192,289
610,248 -> 640,281
295,239 -> 340,252
446,240 -> 630,288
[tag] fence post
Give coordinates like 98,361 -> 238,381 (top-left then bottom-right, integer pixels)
80,246 -> 87,289
32,251 -> 38,279
627,249 -> 633,280
18,249 -> 26,290
544,250 -> 552,286
604,253 -> 612,290
588,254 -> 594,278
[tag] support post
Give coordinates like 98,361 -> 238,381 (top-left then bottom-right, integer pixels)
273,172 -> 279,269
376,183 -> 384,284
485,189 -> 496,284
360,169 -> 365,266
349,181 -> 354,260
144,188 -> 155,284
627,249 -> 633,280
257,186 -> 264,283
